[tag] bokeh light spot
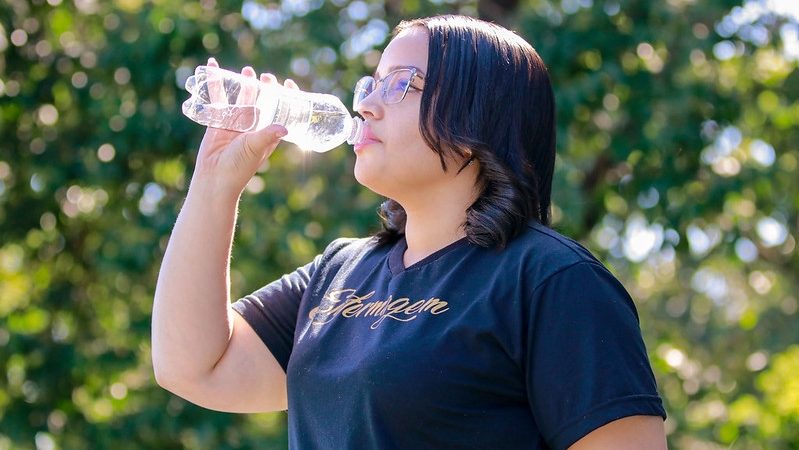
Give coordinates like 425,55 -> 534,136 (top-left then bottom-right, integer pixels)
38,105 -> 59,126
97,144 -> 116,162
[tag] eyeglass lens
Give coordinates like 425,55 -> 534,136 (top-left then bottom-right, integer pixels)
353,69 -> 414,110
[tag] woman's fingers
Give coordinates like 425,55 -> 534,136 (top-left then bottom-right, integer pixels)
231,66 -> 260,131
238,66 -> 259,105
257,72 -> 299,90
284,78 -> 299,90
260,73 -> 278,84
200,59 -> 299,132
206,57 -> 225,105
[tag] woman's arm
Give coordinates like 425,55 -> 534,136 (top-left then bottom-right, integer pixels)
568,415 -> 667,450
151,171 -> 287,412
151,61 -> 293,411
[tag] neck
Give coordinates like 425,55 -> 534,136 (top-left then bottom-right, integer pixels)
403,207 -> 467,266
399,174 -> 478,267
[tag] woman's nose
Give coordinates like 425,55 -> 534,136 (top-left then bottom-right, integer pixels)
355,89 -> 383,120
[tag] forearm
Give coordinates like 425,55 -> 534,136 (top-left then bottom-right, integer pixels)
151,175 -> 241,384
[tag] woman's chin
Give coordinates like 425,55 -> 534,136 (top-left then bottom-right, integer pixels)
353,161 -> 391,196
353,159 -> 373,187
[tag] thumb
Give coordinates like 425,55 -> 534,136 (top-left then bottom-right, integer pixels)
240,124 -> 288,161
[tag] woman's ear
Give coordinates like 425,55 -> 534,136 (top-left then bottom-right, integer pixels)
456,151 -> 477,174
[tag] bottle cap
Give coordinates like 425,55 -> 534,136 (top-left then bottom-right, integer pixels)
347,116 -> 364,146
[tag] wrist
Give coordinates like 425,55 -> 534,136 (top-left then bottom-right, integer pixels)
187,172 -> 244,203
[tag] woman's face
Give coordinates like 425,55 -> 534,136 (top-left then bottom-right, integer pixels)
353,27 -> 465,204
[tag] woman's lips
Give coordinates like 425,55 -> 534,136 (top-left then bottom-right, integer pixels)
354,138 -> 380,151
354,126 -> 381,151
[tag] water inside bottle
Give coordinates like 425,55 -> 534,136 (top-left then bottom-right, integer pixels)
276,98 -> 353,152
181,102 -> 260,132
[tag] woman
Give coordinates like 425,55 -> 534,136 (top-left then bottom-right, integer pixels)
152,15 -> 667,449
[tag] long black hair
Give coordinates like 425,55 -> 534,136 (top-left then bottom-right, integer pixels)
376,15 -> 556,249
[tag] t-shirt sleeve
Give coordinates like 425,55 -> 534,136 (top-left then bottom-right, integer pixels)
526,260 -> 666,450
231,255 -> 321,372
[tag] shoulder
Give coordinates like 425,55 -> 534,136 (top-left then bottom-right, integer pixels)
509,224 -> 639,323
500,222 -> 610,289
514,222 -> 598,261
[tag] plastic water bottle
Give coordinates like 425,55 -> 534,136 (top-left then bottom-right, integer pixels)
181,65 -> 363,153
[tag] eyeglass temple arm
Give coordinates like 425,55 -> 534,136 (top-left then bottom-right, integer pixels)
410,72 -> 425,91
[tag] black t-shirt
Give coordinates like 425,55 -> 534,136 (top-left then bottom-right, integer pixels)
232,222 -> 666,449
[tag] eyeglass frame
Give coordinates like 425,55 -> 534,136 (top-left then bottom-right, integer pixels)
353,67 -> 426,111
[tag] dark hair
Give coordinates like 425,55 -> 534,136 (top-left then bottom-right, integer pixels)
376,15 -> 556,249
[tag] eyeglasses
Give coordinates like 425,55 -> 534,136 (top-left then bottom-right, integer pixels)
353,67 -> 425,111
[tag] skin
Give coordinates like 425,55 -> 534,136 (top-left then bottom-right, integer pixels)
357,27 -> 668,449
354,27 -> 480,267
152,29 -> 667,449
151,59 -> 291,412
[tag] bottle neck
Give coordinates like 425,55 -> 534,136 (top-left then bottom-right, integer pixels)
347,116 -> 364,145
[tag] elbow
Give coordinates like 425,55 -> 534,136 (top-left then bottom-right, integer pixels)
152,365 -> 195,400
152,356 -> 178,391
151,353 -> 206,399
151,330 -> 183,390
152,364 -> 170,389
152,363 -> 214,410
151,348 -> 187,392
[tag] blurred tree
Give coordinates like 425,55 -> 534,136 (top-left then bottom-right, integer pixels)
0,0 -> 797,449
511,2 -> 799,448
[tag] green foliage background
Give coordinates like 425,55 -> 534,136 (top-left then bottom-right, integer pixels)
1,0 -> 797,448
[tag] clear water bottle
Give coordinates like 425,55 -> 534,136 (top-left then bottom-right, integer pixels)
181,65 -> 363,153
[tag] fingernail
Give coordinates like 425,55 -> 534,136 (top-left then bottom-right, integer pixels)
276,128 -> 288,138
208,57 -> 217,64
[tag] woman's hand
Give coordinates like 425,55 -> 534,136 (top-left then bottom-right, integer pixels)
192,58 -> 300,196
